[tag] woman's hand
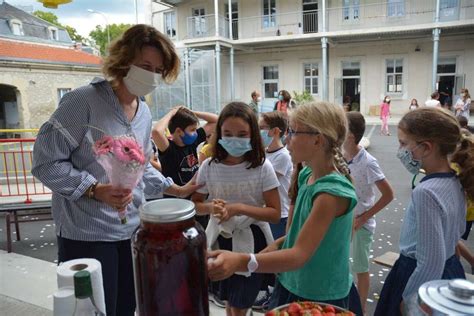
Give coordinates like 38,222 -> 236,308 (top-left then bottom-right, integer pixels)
94,184 -> 132,211
207,250 -> 247,281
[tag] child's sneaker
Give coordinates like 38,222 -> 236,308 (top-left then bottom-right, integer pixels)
209,292 -> 226,308
252,290 -> 271,311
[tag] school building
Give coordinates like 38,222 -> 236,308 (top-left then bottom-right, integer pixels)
146,0 -> 474,117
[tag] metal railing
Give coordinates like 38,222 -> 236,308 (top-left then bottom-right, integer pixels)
326,0 -> 473,32
233,9 -> 318,40
1,137 -> 51,203
182,1 -> 473,41
186,14 -> 229,38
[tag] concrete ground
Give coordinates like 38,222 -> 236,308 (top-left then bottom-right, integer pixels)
1,121 -> 473,316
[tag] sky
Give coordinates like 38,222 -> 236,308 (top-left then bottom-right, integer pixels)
5,0 -> 148,38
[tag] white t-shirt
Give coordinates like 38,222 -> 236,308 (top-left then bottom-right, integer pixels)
348,148 -> 385,234
196,158 -> 280,208
266,147 -> 293,218
425,99 -> 441,107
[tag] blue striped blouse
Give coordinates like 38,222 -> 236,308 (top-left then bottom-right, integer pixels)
32,78 -> 173,241
399,172 -> 466,300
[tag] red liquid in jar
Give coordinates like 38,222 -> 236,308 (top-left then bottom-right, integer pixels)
132,200 -> 208,316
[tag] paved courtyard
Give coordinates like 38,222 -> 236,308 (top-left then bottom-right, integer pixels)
0,123 -> 473,316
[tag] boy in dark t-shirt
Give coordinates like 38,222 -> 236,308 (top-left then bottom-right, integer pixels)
152,106 -> 217,198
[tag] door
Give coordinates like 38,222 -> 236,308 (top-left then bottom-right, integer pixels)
225,1 -> 239,39
4,101 -> 19,129
192,8 -> 206,37
453,74 -> 466,104
342,78 -> 360,111
437,75 -> 455,108
302,0 -> 318,33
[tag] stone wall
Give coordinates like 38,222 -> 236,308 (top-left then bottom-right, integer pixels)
0,65 -> 101,129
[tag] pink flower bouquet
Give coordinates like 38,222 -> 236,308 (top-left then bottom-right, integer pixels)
93,134 -> 147,224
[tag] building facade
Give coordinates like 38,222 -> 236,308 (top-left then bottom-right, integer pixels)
148,0 -> 474,116
0,2 -> 101,136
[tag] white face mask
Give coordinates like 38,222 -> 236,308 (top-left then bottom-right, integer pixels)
123,65 -> 162,97
461,93 -> 466,98
257,97 -> 262,102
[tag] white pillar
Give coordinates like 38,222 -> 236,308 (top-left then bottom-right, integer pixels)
184,48 -> 192,108
230,47 -> 235,100
216,43 -> 222,112
214,0 -> 219,37
321,37 -> 329,101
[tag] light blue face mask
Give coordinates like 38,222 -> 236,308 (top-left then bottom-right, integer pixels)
396,144 -> 422,174
218,137 -> 252,157
278,95 -> 284,101
260,130 -> 272,147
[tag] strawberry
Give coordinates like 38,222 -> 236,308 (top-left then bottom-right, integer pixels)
323,306 -> 336,313
288,302 -> 303,314
310,308 -> 322,316
265,310 -> 278,316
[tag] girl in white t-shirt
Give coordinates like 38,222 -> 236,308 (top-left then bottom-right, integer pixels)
192,102 -> 281,316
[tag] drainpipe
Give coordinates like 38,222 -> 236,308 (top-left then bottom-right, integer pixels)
432,0 -> 441,91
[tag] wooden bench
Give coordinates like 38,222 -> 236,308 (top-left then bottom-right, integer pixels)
0,201 -> 52,253
373,251 -> 474,282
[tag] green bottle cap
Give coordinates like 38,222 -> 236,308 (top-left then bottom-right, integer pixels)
73,270 -> 93,299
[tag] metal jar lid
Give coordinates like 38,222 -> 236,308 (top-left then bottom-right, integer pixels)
139,198 -> 196,223
418,279 -> 474,315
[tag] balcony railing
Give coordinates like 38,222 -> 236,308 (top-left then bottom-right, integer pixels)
327,0 -> 473,32
186,14 -> 229,39
234,10 -> 319,40
184,1 -> 473,41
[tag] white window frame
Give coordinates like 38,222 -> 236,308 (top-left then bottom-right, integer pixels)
342,0 -> 360,21
48,26 -> 59,40
9,19 -> 24,36
303,62 -> 319,95
191,7 -> 207,37
57,88 -> 71,106
440,0 -> 460,21
164,11 -> 177,39
385,58 -> 404,94
262,64 -> 279,99
262,0 -> 277,29
387,0 -> 405,17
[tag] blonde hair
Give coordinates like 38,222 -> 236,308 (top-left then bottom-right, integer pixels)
399,107 -> 474,200
291,102 -> 350,177
102,24 -> 180,85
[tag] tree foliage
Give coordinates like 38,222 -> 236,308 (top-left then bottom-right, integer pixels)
33,10 -> 83,42
89,23 -> 132,56
292,90 -> 315,105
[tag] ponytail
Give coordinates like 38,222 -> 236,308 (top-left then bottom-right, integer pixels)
451,133 -> 474,200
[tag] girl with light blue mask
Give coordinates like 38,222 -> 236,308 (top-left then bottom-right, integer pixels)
191,102 -> 281,316
376,107 -> 474,315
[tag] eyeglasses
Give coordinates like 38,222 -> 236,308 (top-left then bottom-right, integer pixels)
287,128 -> 320,138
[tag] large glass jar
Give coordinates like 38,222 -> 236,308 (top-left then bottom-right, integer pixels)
132,199 -> 209,316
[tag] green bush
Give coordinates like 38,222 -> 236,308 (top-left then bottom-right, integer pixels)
292,90 -> 314,105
